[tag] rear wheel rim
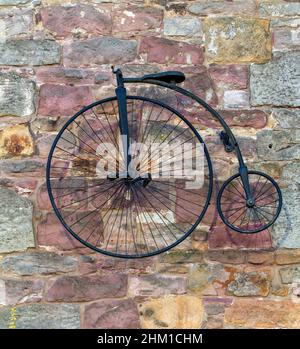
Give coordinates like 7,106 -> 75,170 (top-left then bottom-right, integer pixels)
217,170 -> 282,234
47,96 -> 213,258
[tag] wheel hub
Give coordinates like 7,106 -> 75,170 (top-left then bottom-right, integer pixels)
123,174 -> 152,187
246,198 -> 255,207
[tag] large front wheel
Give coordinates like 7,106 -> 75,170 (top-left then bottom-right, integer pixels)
46,95 -> 213,258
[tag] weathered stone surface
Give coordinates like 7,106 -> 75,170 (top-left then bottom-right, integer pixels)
63,37 -> 137,67
0,178 -> 37,194
282,162 -> 300,185
0,158 -> 44,173
204,17 -> 271,64
272,185 -> 300,248
0,125 -> 34,158
0,0 -> 31,4
203,297 -> 233,315
257,129 -> 300,160
273,109 -> 300,129
250,51 -> 300,107
36,66 -> 109,84
223,90 -> 249,109
273,27 -> 300,51
206,250 -> 246,264
276,250 -> 300,265
78,255 -> 97,275
157,263 -> 189,274
139,295 -> 204,329
159,249 -> 204,264
37,178 -> 87,211
176,67 -> 218,104
137,84 -> 178,107
252,161 -> 283,180
208,64 -> 248,89
31,114 -> 70,133
271,18 -> 300,29
0,72 -> 35,117
203,316 -> 224,329
231,110 -> 267,128
227,271 -> 270,296
42,0 -> 80,4
0,252 -> 78,275
40,5 -> 111,38
84,299 -> 140,329
188,1 -> 256,16
0,188 -> 34,253
203,297 -> 233,328
0,304 -> 80,329
191,109 -> 267,129
36,133 -> 57,158
259,2 -> 300,17
207,263 -> 230,288
128,274 -> 186,297
224,299 -> 300,328
0,40 -> 60,66
139,36 -> 204,64
280,266 -> 300,284
187,264 -> 210,294
164,16 -> 202,37
247,252 -> 274,265
187,263 -> 231,296
38,84 -> 93,116
122,63 -> 160,76
37,212 -> 85,250
96,254 -> 155,273
271,284 -> 289,297
292,286 -> 300,298
46,274 -> 127,301
0,0 -> 297,330
113,6 -> 163,33
165,1 -> 187,14
0,9 -> 33,38
0,278 -> 44,305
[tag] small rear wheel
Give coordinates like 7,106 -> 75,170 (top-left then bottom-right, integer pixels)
217,170 -> 282,234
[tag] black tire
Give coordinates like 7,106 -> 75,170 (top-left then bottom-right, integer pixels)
217,170 -> 282,234
46,95 -> 213,258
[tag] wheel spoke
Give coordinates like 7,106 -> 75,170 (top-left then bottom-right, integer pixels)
138,184 -> 187,239
230,181 -> 246,199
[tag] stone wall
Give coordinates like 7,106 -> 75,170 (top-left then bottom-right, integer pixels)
0,0 -> 299,329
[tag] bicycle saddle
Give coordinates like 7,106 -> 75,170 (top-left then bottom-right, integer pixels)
141,71 -> 185,84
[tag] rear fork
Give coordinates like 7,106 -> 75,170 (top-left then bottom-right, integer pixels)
239,165 -> 255,207
219,131 -> 254,207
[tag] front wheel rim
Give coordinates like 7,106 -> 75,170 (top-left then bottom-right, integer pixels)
46,95 -> 213,258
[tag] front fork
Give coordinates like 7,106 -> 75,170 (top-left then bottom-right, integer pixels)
113,67 -> 131,174
115,84 -> 131,172
113,68 -> 150,186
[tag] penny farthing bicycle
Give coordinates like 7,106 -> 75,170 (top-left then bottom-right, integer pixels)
46,67 -> 282,258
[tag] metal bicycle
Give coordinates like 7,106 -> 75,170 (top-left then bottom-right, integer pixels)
46,67 -> 282,258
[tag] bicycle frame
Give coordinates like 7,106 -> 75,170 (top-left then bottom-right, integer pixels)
45,67 -> 282,257
114,68 -> 255,206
